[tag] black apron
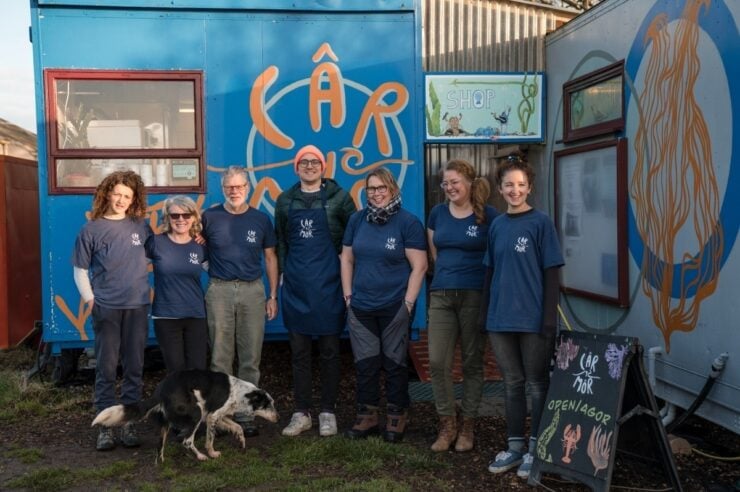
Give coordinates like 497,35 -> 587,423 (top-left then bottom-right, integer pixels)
281,187 -> 345,335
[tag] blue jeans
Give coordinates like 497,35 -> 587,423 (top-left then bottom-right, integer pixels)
206,278 -> 265,385
488,331 -> 556,440
92,304 -> 149,413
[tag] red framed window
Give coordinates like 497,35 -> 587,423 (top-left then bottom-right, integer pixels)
44,69 -> 205,194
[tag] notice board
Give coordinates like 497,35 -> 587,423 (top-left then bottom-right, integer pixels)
530,331 -> 682,491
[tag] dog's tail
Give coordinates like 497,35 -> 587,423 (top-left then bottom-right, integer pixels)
91,395 -> 161,428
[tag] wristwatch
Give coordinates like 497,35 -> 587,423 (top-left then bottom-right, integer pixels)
267,296 -> 277,300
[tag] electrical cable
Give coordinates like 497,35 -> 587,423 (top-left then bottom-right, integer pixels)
690,447 -> 740,462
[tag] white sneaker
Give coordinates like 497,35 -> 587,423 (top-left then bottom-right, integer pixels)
282,412 -> 312,436
319,412 -> 338,437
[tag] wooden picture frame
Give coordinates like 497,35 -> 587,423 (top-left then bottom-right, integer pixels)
555,139 -> 629,307
563,60 -> 624,143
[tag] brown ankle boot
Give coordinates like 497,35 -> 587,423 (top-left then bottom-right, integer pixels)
431,415 -> 458,452
383,405 -> 408,443
454,417 -> 475,452
344,405 -> 379,440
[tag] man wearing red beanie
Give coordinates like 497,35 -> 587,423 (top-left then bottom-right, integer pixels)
275,145 -> 356,437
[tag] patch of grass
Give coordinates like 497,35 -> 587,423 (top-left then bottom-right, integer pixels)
165,447 -> 290,491
4,460 -> 137,491
3,446 -> 44,464
0,369 -> 89,423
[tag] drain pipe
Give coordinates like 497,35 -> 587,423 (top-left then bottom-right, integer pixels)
665,353 -> 730,434
647,346 -> 663,390
647,346 -> 678,426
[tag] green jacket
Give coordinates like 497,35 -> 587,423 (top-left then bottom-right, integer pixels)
275,178 -> 357,273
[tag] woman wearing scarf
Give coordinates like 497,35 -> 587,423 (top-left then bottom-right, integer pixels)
340,167 -> 427,443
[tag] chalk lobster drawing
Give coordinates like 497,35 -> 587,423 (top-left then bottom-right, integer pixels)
561,423 -> 582,464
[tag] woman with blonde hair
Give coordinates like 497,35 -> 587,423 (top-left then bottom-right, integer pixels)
426,159 -> 498,452
341,167 -> 427,443
146,195 -> 208,373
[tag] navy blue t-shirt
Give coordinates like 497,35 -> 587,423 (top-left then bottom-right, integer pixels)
145,234 -> 207,319
201,205 -> 277,281
428,204 -> 498,290
72,217 -> 152,309
483,209 -> 564,333
342,208 -> 427,311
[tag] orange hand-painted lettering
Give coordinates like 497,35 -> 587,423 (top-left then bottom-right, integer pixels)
250,66 -> 293,150
353,82 -> 409,157
310,62 -> 346,130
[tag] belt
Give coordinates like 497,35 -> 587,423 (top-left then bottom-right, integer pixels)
433,288 -> 477,296
210,277 -> 260,284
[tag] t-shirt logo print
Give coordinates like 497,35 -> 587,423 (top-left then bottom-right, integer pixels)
466,225 -> 479,238
514,236 -> 529,253
131,233 -> 142,246
299,219 -> 314,239
189,252 -> 199,265
246,230 -> 257,243
385,237 -> 397,251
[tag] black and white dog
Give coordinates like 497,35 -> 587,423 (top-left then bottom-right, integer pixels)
92,369 -> 279,462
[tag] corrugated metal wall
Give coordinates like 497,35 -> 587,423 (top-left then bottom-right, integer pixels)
422,0 -> 574,212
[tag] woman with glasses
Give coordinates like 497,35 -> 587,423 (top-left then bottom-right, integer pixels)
145,195 -> 208,374
340,167 -> 427,443
275,145 -> 356,438
482,154 -> 563,480
426,159 -> 498,453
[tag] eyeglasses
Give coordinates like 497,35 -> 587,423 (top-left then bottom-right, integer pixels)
440,180 -> 463,189
298,159 -> 322,168
169,213 -> 192,220
223,184 -> 247,192
365,185 -> 388,195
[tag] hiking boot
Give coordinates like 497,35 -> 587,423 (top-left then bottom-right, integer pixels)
488,449 -> 524,474
431,415 -> 457,452
282,412 -> 312,437
383,405 -> 408,443
454,417 -> 475,452
517,453 -> 534,479
236,414 -> 259,437
121,422 -> 141,448
344,405 -> 380,440
96,427 -> 116,451
318,412 -> 338,437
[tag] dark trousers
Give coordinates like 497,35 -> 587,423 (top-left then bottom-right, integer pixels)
488,331 -> 556,440
347,301 -> 410,409
154,317 -> 208,373
288,331 -> 340,413
92,304 -> 149,413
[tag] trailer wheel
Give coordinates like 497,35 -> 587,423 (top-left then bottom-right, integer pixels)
51,348 -> 83,386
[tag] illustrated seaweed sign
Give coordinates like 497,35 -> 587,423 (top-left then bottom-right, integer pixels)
534,331 -> 634,483
423,72 -> 544,143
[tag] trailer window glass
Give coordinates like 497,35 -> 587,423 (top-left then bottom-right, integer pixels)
44,70 -> 205,194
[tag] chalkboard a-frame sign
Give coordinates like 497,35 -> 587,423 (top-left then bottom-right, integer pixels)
529,331 -> 682,491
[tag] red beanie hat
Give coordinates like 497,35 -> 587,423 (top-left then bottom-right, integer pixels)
293,144 -> 326,172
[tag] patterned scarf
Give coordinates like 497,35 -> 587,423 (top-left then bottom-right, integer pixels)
366,194 -> 402,225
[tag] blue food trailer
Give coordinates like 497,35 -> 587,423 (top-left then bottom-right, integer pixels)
29,0 -> 425,362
